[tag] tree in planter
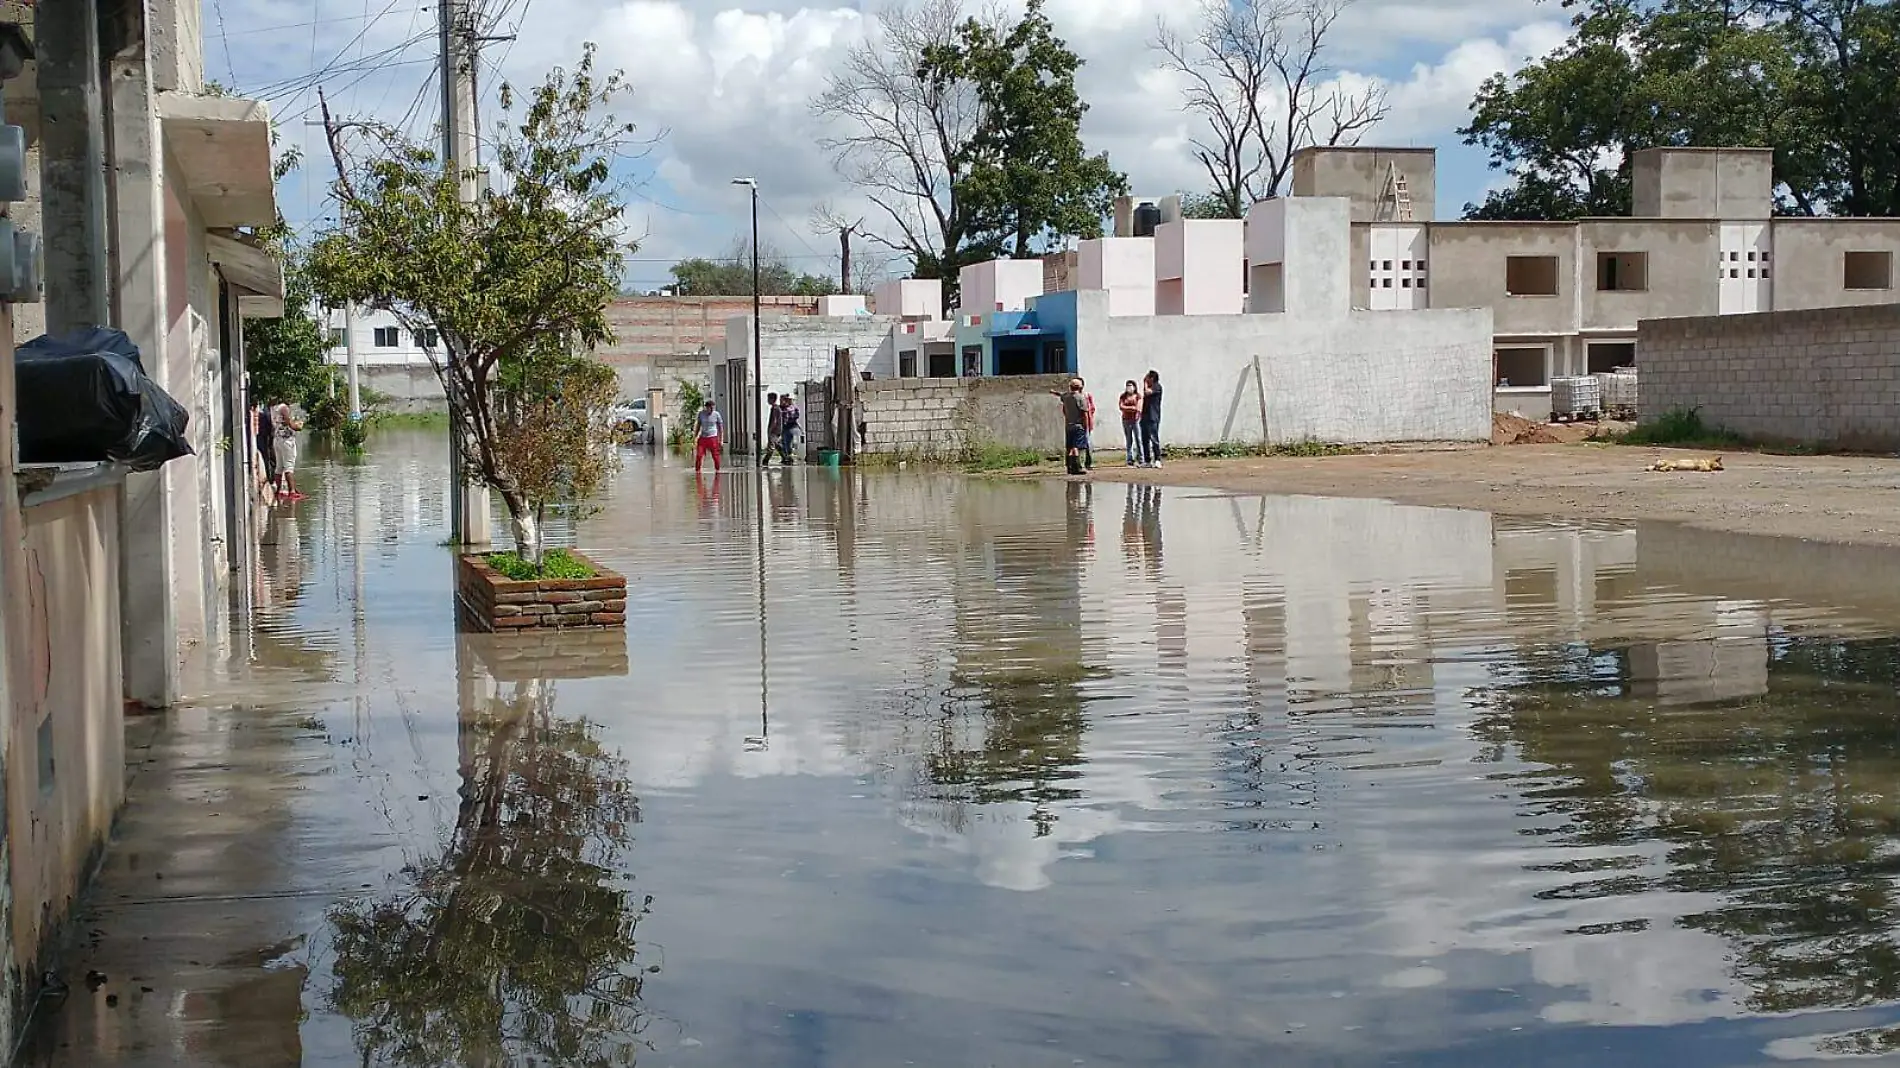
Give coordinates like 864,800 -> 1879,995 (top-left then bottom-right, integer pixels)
307,44 -> 641,567
490,344 -> 620,562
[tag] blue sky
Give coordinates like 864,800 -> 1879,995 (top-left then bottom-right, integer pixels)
218,0 -> 1573,291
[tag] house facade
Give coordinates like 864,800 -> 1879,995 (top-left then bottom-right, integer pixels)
1293,145 -> 1900,417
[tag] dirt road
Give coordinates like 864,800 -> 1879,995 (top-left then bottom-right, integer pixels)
1075,444 -> 1900,548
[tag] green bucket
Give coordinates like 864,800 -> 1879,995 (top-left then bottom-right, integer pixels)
818,448 -> 842,468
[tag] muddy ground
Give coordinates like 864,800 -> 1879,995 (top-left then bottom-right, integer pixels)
1074,443 -> 1900,549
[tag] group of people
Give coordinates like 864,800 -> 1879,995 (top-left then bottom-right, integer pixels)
692,391 -> 803,475
252,398 -> 305,502
1057,370 -> 1165,475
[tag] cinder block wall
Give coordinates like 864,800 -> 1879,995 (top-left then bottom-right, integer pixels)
1639,304 -> 1900,447
858,375 -> 1066,459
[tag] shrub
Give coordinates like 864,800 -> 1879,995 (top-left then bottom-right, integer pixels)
485,547 -> 595,581
1617,407 -> 1745,446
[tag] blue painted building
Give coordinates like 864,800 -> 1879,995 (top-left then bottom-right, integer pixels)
952,290 -> 1080,378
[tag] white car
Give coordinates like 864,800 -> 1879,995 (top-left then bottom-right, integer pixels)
610,398 -> 648,438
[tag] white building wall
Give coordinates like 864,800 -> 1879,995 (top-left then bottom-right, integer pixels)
958,258 -> 1043,314
725,314 -> 899,442
1078,237 -> 1156,317
1068,290 -> 1491,448
1368,225 -> 1430,311
321,305 -> 435,367
1155,220 -> 1245,316
871,278 -> 944,320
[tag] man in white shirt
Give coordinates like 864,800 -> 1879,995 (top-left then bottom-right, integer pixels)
694,400 -> 724,474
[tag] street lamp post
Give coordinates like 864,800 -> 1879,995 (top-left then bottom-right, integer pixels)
731,177 -> 763,462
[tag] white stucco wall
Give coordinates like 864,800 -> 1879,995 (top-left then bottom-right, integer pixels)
1155,219 -> 1246,316
1068,290 -> 1492,447
1079,238 -> 1156,317
959,258 -> 1044,315
725,314 -> 899,443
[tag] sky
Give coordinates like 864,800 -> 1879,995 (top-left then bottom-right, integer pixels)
221,0 -> 1575,293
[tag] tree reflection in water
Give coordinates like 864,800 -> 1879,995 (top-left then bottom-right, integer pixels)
327,677 -> 652,1066
1479,635 -> 1900,1016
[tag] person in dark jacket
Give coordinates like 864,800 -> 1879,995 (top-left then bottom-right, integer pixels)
1138,369 -> 1164,469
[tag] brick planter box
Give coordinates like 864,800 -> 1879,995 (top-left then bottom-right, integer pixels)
455,550 -> 627,632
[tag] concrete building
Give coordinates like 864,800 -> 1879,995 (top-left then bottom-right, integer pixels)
903,194 -> 1494,449
0,0 -> 284,1047
1290,145 -> 1900,418
593,294 -> 820,401
716,312 -> 900,453
317,304 -> 447,413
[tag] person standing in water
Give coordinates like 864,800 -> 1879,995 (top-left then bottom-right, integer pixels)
777,392 -> 801,465
271,398 -> 305,500
694,399 -> 725,474
1117,379 -> 1141,466
764,393 -> 783,466
1139,369 -> 1164,469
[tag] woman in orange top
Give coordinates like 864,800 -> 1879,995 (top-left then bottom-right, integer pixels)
1118,380 -> 1142,466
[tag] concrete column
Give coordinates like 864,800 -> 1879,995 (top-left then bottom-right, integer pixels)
37,0 -> 109,333
0,299 -> 22,1056
107,48 -> 177,709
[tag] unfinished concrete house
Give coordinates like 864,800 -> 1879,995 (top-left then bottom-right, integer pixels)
1291,145 -> 1900,418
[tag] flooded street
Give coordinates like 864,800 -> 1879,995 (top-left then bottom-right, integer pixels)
26,427 -> 1900,1066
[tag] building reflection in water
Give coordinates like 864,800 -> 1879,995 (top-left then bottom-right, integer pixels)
325,632 -> 652,1067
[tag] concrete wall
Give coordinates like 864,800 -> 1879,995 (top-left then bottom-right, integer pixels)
650,351 -> 713,409
959,258 -> 1043,315
595,295 -> 817,371
1078,238 -> 1155,317
1291,147 -> 1439,222
857,374 -> 1065,459
359,364 -> 447,413
1067,290 -> 1493,447
1427,223 -> 1578,337
871,278 -> 943,320
1579,219 -> 1719,331
1770,220 -> 1900,311
725,315 -> 896,447
8,481 -> 125,990
1155,220 -> 1244,316
1630,148 -> 1773,220
1639,303 -> 1900,447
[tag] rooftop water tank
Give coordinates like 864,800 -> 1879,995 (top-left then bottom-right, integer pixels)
1133,202 -> 1162,238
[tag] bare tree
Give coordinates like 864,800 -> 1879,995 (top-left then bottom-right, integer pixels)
812,0 -> 996,282
1154,0 -> 1388,218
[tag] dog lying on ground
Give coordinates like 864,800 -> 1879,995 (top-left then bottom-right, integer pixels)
1648,456 -> 1724,473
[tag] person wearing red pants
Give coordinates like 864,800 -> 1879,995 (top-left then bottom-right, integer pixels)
693,399 -> 725,473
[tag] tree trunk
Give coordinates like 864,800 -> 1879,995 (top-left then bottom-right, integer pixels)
500,490 -> 540,565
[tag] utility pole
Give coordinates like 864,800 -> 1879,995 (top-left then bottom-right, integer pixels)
344,303 -> 361,418
38,0 -> 109,333
839,226 -> 852,295
440,0 -> 490,544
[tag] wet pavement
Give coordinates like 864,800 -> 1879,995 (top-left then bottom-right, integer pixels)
24,428 -> 1900,1066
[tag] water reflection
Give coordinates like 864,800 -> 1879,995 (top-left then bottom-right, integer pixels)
34,430 -> 1900,1067
326,634 -> 651,1067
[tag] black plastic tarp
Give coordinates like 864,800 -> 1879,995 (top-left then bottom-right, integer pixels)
15,328 -> 193,472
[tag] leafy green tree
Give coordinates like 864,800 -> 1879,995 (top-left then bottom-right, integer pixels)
814,0 -> 1123,297
669,240 -> 838,296
1463,0 -> 1898,219
922,0 -> 1127,256
308,45 -> 639,564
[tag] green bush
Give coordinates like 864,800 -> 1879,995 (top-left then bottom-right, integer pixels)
485,547 -> 595,581
961,441 -> 1046,471
337,416 -> 370,454
1617,407 -> 1745,446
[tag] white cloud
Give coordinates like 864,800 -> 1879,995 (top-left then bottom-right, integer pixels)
224,0 -> 1570,284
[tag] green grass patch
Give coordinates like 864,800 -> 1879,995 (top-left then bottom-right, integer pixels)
486,548 -> 594,581
371,410 -> 451,430
961,442 -> 1050,471
1612,407 -> 1748,448
1162,440 -> 1358,460
1605,407 -> 1841,454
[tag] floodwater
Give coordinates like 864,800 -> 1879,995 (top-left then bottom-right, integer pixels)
26,428 -> 1900,1067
